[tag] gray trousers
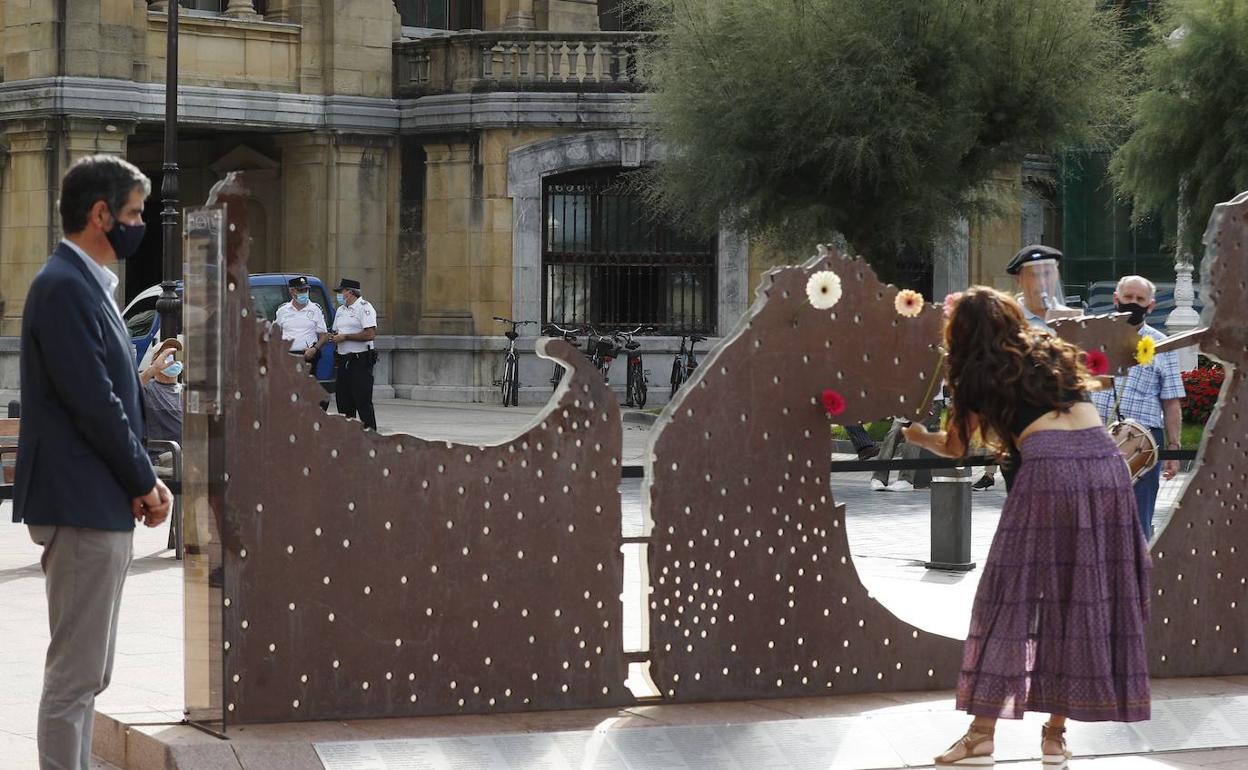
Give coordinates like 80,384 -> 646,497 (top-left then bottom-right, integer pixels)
870,418 -> 920,485
29,525 -> 133,770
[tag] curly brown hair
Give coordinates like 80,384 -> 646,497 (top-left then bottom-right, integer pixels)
945,286 -> 1092,455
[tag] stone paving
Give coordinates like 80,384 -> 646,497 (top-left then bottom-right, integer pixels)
0,400 -> 1211,769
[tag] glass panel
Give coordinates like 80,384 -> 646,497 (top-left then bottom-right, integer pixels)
181,205 -> 226,725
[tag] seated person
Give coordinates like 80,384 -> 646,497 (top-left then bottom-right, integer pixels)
140,338 -> 183,470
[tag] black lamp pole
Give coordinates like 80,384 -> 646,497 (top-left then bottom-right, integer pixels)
155,0 -> 182,341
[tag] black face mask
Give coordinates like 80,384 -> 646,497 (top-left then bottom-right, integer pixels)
1115,301 -> 1148,326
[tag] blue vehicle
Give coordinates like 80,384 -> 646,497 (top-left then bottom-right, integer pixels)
122,273 -> 337,388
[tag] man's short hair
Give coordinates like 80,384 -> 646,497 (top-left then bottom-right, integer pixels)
1116,275 -> 1157,300
59,155 -> 152,236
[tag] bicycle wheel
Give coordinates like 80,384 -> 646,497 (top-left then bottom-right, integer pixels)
670,357 -> 685,398
508,355 -> 520,406
550,363 -> 564,391
501,356 -> 517,407
630,361 -> 648,408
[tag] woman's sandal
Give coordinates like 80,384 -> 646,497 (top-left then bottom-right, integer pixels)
1041,722 -> 1073,767
934,725 -> 995,767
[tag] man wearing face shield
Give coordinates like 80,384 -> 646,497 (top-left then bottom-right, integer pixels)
1090,275 -> 1185,540
1006,244 -> 1082,330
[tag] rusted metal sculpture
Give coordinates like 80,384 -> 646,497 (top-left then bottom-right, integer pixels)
211,175 -> 631,724
644,247 -> 967,700
202,170 -> 1248,723
1147,191 -> 1248,677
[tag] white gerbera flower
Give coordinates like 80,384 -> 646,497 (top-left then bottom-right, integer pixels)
894,289 -> 924,318
806,270 -> 843,310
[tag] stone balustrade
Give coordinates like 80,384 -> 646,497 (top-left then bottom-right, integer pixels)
394,31 -> 651,97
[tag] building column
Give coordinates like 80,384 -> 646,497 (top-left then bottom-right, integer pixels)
0,119 -> 132,336
505,0 -> 536,30
419,141 -> 477,335
277,132 -> 395,321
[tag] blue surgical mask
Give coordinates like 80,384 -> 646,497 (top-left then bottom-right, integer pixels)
336,293 -> 345,306
161,361 -> 183,378
296,292 -> 309,304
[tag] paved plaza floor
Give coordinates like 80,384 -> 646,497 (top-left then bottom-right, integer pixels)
0,400 -> 1228,769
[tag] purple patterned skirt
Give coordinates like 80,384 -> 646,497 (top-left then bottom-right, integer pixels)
956,427 -> 1152,722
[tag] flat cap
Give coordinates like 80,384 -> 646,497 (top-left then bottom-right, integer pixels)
334,278 -> 362,291
1006,245 -> 1063,275
287,275 -> 310,289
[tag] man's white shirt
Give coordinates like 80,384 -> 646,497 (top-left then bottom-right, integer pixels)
333,299 -> 377,354
275,301 -> 327,352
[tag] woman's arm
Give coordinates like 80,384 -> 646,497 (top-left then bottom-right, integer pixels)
901,411 -> 976,458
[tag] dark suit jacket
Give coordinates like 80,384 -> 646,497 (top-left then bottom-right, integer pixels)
13,242 -> 156,531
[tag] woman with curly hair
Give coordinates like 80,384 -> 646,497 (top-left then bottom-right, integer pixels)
903,287 -> 1151,768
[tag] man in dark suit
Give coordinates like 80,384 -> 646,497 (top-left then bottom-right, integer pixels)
14,155 -> 172,770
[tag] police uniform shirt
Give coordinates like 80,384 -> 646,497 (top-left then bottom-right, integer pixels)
275,301 -> 327,352
333,298 -> 377,354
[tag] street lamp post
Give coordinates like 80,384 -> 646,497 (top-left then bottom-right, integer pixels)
155,0 -> 182,341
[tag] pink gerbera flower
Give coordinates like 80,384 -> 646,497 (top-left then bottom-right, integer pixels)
821,388 -> 846,417
943,292 -> 962,319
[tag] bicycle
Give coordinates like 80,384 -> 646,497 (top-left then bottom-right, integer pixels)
584,325 -> 654,407
542,322 -> 583,391
615,325 -> 655,408
492,316 -> 534,407
669,333 -> 706,398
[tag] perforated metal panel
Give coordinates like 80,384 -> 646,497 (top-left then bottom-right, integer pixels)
644,248 -> 966,700
1147,192 -> 1248,677
211,176 -> 631,724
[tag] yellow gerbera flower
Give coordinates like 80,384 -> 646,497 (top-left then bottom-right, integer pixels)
1135,335 -> 1156,366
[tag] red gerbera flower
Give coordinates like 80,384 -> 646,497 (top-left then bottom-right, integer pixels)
821,388 -> 846,417
1085,350 -> 1109,376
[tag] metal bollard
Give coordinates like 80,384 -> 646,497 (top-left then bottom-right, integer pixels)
7,400 -> 18,418
925,466 -> 976,571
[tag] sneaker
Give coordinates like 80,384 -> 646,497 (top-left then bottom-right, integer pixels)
870,479 -> 887,491
886,479 -> 914,492
857,446 -> 881,461
972,475 -> 995,491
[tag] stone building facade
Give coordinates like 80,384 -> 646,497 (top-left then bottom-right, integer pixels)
0,0 -> 1030,404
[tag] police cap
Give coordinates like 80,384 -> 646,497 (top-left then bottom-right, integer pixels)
287,275 -> 310,289
334,278 -> 362,292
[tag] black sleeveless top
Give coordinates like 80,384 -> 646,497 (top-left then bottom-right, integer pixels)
1007,390 -> 1091,437
1000,390 -> 1091,490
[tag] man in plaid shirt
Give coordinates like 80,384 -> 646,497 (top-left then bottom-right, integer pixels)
1090,275 -> 1185,539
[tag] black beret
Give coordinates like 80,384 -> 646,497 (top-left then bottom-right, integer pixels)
334,278 -> 362,291
1006,245 -> 1063,275
287,275 -> 310,289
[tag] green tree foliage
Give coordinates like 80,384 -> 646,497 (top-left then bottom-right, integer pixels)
1111,0 -> 1248,257
637,0 -> 1130,271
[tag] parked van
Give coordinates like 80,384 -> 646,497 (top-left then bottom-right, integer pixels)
121,274 -> 337,388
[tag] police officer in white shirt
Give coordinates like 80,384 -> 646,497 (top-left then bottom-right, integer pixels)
274,275 -> 330,365
331,278 -> 378,430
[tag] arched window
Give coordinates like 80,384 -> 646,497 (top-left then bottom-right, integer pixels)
394,0 -> 482,29
543,169 -> 717,334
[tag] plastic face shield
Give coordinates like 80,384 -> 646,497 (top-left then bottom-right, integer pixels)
1015,259 -> 1076,319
